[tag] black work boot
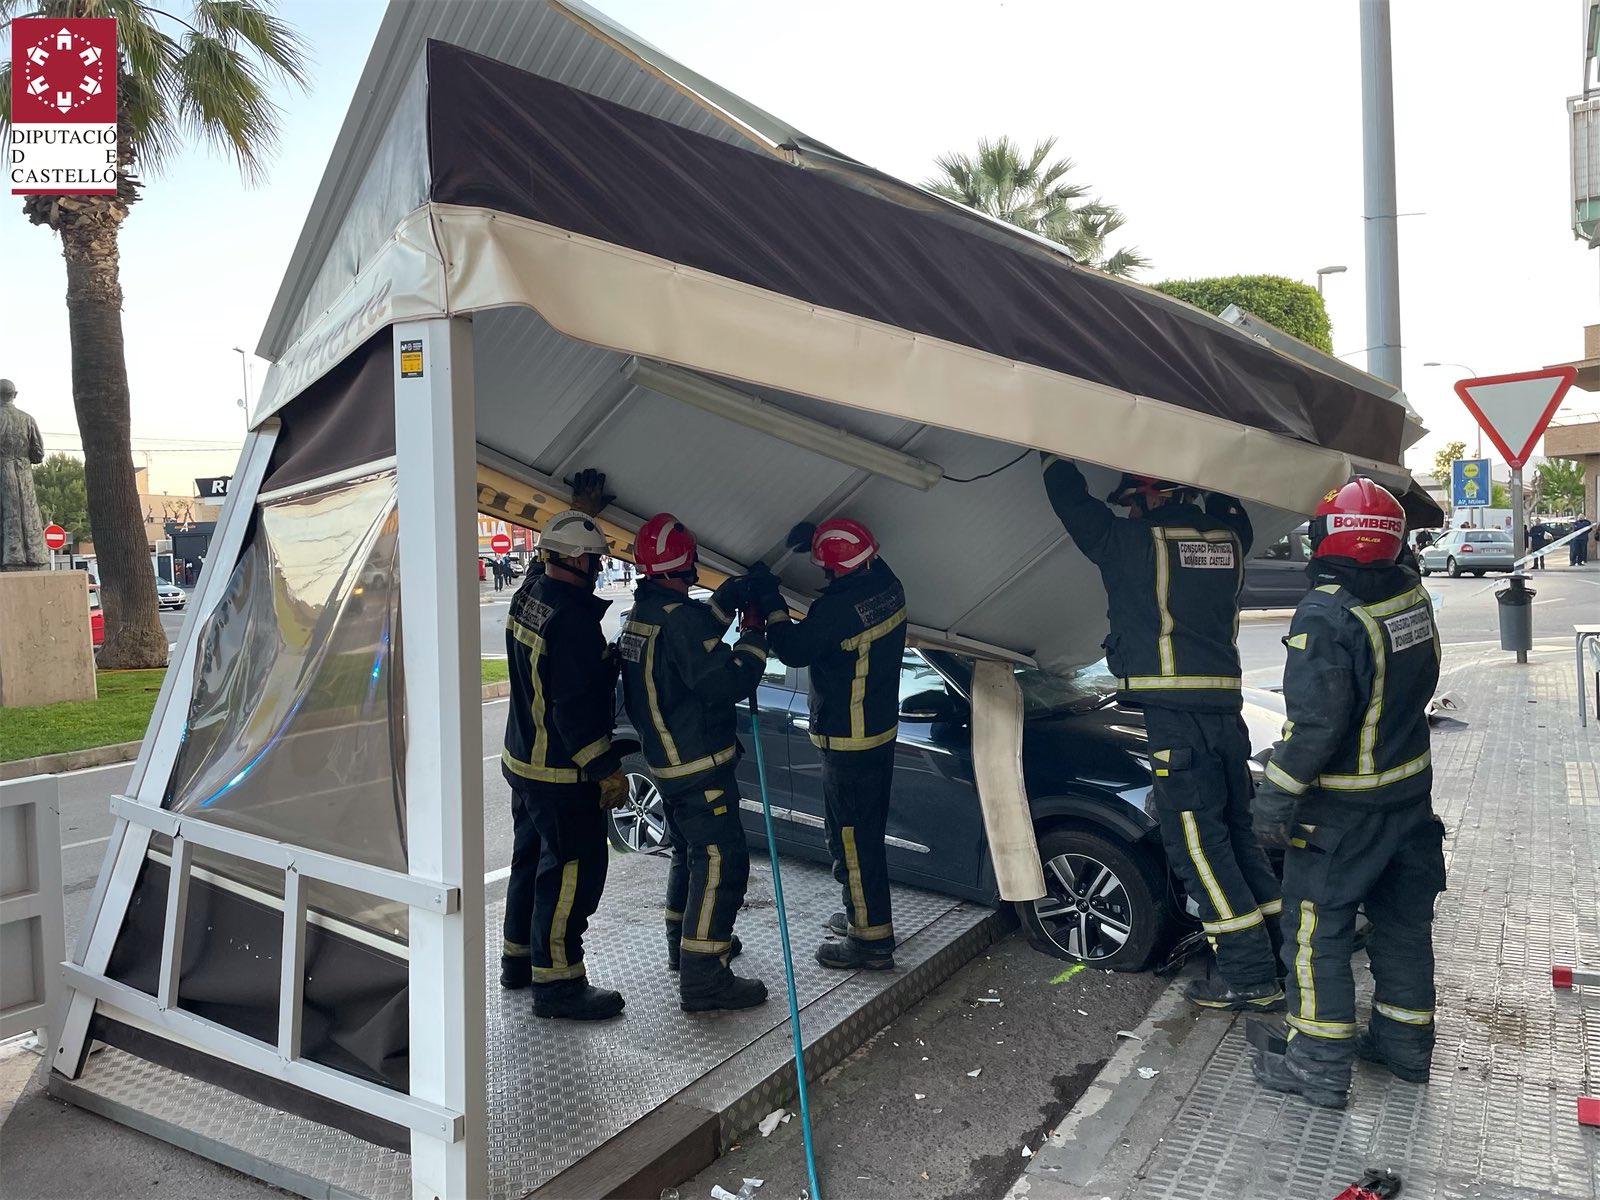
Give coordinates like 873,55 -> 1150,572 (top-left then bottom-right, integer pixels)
665,925 -> 742,971
500,955 -> 532,990
816,937 -> 895,971
1356,1027 -> 1432,1083
825,911 -> 849,938
679,952 -> 768,1013
1251,1039 -> 1352,1109
531,979 -> 626,1021
1184,975 -> 1285,1013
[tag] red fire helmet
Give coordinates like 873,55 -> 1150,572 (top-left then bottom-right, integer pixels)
1311,477 -> 1405,565
811,517 -> 879,573
634,513 -> 698,576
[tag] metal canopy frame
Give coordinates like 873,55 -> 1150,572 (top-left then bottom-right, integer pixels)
52,318 -> 489,1199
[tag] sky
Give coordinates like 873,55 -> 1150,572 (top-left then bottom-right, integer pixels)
2,0 -> 1596,496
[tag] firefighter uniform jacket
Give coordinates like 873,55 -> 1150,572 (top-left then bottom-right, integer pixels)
1260,561 -> 1440,813
619,579 -> 769,795
501,574 -> 621,789
767,559 -> 908,751
1042,457 -> 1251,713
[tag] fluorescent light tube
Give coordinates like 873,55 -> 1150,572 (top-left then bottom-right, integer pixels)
622,358 -> 944,491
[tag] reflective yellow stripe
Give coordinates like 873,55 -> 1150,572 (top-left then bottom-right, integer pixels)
1265,760 -> 1310,796
1258,898 -> 1283,916
549,860 -> 579,972
697,844 -> 722,940
1295,899 -> 1317,1023
1153,529 -> 1176,675
735,641 -> 768,664
1316,751 -> 1431,791
810,728 -> 898,751
1203,908 -> 1264,935
1286,632 -> 1308,650
1286,1014 -> 1357,1038
680,937 -> 732,955
1364,587 -> 1428,618
1122,675 -> 1242,690
651,744 -> 738,779
1350,606 -> 1385,774
1157,528 -> 1235,541
500,749 -> 580,784
530,962 -> 587,982
628,619 -> 682,767
571,736 -> 611,768
1180,811 -> 1234,920
508,621 -> 557,774
663,908 -> 684,922
502,939 -> 530,957
842,826 -> 870,930
1152,749 -> 1171,762
1316,584 -> 1341,594
839,606 -> 907,742
849,921 -> 894,940
1374,1002 -> 1434,1026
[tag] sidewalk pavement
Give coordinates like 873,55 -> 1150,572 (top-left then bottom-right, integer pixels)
1006,641 -> 1600,1200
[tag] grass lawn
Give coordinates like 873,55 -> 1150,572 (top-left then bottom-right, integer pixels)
0,670 -> 166,763
0,659 -> 512,764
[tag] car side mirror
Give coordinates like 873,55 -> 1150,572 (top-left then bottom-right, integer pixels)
899,689 -> 969,723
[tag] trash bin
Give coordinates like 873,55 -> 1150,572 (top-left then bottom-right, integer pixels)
1496,575 -> 1535,653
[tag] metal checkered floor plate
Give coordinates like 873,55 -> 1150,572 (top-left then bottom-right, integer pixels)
1127,647 -> 1600,1200
52,852 -> 998,1200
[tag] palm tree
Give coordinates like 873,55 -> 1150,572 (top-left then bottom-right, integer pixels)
925,135 -> 1150,277
0,0 -> 308,667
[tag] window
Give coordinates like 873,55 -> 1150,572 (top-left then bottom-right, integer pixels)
899,651 -> 947,703
1260,535 -> 1292,561
1467,531 -> 1510,543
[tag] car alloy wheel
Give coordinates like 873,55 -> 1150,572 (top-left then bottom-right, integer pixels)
1033,851 -> 1135,962
608,768 -> 668,852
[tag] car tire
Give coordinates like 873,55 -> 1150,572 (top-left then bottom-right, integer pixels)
1418,563 -> 1431,576
605,753 -> 670,853
1018,825 -> 1172,973
1447,556 -> 1462,578
1472,570 -> 1485,577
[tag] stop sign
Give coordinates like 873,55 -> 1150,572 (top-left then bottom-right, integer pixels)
43,524 -> 67,550
490,532 -> 512,555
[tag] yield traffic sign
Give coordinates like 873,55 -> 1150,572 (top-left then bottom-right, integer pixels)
42,523 -> 67,550
1453,367 -> 1578,469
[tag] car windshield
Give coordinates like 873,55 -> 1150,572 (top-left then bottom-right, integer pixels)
1015,659 -> 1120,715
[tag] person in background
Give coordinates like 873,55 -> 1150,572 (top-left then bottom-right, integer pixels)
1528,520 -> 1552,570
1569,516 -> 1590,566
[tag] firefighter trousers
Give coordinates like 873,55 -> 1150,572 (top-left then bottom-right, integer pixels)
821,743 -> 896,951
663,765 -> 752,994
503,780 -> 609,982
1143,706 -> 1282,986
1280,800 -> 1446,1066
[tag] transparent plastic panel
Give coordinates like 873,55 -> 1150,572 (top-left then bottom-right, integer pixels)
167,471 -> 408,878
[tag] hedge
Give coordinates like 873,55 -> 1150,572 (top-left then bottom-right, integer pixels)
1153,274 -> 1333,353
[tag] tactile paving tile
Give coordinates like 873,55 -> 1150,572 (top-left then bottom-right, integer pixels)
1130,647 -> 1600,1200
53,852 -> 994,1200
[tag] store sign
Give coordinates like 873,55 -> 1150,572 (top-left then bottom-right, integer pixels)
195,476 -> 232,498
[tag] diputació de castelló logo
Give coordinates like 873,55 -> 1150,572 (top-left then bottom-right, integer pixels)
9,17 -> 119,195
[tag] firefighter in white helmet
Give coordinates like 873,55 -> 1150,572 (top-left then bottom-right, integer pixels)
499,477 -> 630,1021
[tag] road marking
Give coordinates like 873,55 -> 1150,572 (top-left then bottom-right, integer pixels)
61,835 -> 111,852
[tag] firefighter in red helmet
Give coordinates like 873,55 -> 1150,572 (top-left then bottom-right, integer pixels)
618,513 -> 770,1012
748,517 -> 907,970
1251,477 -> 1445,1109
1041,456 -> 1284,1011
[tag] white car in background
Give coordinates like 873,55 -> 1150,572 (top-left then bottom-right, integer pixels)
156,580 -> 187,610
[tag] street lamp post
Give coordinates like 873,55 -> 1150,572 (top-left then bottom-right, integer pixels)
1316,264 -> 1348,297
233,347 -> 251,426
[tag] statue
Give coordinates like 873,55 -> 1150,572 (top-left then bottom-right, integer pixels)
0,380 -> 49,571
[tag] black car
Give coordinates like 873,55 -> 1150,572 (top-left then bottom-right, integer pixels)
1238,523 -> 1311,609
609,644 -> 1285,972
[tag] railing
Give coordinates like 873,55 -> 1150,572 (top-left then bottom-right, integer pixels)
0,776 -> 65,1042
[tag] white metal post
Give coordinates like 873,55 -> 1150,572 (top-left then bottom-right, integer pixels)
394,317 -> 486,1200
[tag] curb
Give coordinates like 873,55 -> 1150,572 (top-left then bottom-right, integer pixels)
531,905 -> 1017,1199
1004,966 -> 1235,1199
2,683 -> 512,781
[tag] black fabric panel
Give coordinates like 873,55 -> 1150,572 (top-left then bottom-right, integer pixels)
261,328 -> 396,494
105,855 -> 410,1095
89,1015 -> 409,1154
425,41 -> 1404,464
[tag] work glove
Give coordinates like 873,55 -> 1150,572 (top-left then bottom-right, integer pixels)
785,521 -> 817,555
565,468 -> 615,517
744,561 -> 786,621
1251,780 -> 1297,849
710,575 -> 750,624
1205,491 -> 1245,518
596,769 -> 630,811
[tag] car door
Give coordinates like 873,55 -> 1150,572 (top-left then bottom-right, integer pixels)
784,650 -> 986,892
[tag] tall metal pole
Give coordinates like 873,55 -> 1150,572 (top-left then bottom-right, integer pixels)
1360,0 -> 1403,387
1511,465 -> 1526,562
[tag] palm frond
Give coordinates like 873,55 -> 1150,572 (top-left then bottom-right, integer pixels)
173,29 -> 281,182
194,0 -> 310,88
1094,246 -> 1151,278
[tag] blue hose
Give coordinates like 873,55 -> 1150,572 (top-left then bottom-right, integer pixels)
749,698 -> 824,1200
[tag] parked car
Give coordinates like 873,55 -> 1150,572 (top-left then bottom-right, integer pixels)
1239,524 -> 1311,609
88,585 -> 104,650
156,580 -> 187,610
1418,528 -> 1516,577
608,639 -> 1286,972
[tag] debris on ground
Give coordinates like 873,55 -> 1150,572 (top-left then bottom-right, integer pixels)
966,1068 -> 983,1078
914,1093 -> 927,1100
1137,1067 -> 1161,1080
757,1109 -> 788,1137
1116,1030 -> 1142,1040
1021,1145 -> 1034,1158
1049,964 -> 1087,984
